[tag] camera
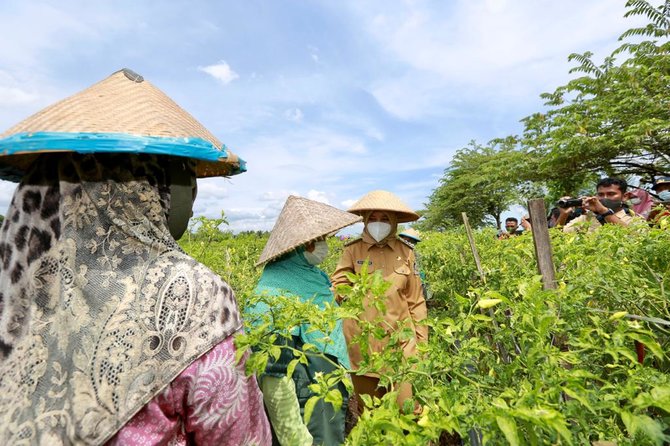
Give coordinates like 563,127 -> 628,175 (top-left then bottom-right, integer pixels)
557,198 -> 583,208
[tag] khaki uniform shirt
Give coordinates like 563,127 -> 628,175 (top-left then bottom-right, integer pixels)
331,234 -> 427,373
563,209 -> 636,233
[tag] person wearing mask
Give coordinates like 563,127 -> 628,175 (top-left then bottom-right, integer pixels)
560,178 -> 640,233
497,217 -> 525,239
628,188 -> 655,219
247,196 -> 361,446
648,176 -> 670,225
0,69 -> 270,445
331,190 -> 426,414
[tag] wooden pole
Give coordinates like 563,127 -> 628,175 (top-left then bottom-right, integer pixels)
461,212 -> 512,364
461,212 -> 485,283
527,199 -> 557,290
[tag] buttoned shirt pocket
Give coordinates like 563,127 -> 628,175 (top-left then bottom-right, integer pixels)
390,264 -> 410,291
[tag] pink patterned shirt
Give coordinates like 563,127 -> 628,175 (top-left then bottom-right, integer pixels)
107,335 -> 271,446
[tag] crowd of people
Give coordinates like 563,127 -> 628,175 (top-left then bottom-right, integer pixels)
496,176 -> 670,239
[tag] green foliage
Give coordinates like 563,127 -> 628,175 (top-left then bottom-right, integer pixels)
520,0 -> 670,193
182,214 -> 670,444
423,1 -> 670,219
409,225 -> 670,445
420,140 -> 541,231
179,215 -> 267,304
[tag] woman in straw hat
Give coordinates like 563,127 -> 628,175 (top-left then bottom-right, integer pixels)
331,190 -> 428,414
0,69 -> 270,445
247,195 -> 361,446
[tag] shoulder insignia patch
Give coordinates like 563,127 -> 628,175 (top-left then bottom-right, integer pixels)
398,237 -> 415,249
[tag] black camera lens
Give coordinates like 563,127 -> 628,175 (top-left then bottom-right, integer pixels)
557,198 -> 583,208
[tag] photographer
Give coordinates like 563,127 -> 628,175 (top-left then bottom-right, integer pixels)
558,178 -> 638,233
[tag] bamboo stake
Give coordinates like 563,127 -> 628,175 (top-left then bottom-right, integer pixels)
461,212 -> 485,283
461,212 -> 511,364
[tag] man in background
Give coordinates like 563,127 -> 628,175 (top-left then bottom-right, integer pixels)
560,178 -> 638,233
497,217 -> 526,239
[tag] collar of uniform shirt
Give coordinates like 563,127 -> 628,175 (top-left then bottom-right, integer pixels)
363,237 -> 406,256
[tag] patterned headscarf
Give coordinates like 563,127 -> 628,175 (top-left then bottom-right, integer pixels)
0,153 -> 242,445
629,188 -> 655,219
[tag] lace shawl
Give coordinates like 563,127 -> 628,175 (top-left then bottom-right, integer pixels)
0,153 -> 242,445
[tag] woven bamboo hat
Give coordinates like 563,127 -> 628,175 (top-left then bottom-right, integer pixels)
0,68 -> 245,182
256,195 -> 362,266
399,227 -> 422,242
347,190 -> 419,223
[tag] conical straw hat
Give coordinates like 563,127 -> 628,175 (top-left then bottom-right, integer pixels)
256,196 -> 362,266
0,68 -> 244,182
399,227 -> 422,242
347,190 -> 419,223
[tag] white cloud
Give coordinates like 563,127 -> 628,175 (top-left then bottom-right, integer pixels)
284,107 -> 304,122
306,190 -> 331,204
0,86 -> 38,105
350,1 -> 645,120
308,45 -> 320,63
0,0 -> 643,234
198,60 -> 239,85
259,190 -> 294,202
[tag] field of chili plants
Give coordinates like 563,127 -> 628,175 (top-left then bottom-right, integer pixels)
180,220 -> 670,445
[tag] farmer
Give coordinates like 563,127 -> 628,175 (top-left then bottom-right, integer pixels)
560,178 -> 639,232
331,190 -> 427,414
247,195 -> 361,446
0,69 -> 270,445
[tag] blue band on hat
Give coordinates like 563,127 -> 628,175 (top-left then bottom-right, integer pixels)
0,131 -> 246,176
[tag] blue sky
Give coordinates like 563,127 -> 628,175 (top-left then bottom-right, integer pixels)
0,0 -> 647,232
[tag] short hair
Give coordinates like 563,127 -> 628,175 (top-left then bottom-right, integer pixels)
597,177 -> 627,193
505,217 -> 518,223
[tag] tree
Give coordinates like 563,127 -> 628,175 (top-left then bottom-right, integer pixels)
521,0 -> 670,193
420,141 -> 538,230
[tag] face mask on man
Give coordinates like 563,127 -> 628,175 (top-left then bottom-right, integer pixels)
366,221 -> 392,242
658,190 -> 670,201
599,198 -> 624,211
304,240 -> 329,265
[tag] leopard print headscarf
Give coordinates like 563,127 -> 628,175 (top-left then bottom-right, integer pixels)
0,153 -> 242,445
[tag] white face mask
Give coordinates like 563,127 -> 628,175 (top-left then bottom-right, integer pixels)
304,240 -> 329,265
366,221 -> 392,242
659,190 -> 670,201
